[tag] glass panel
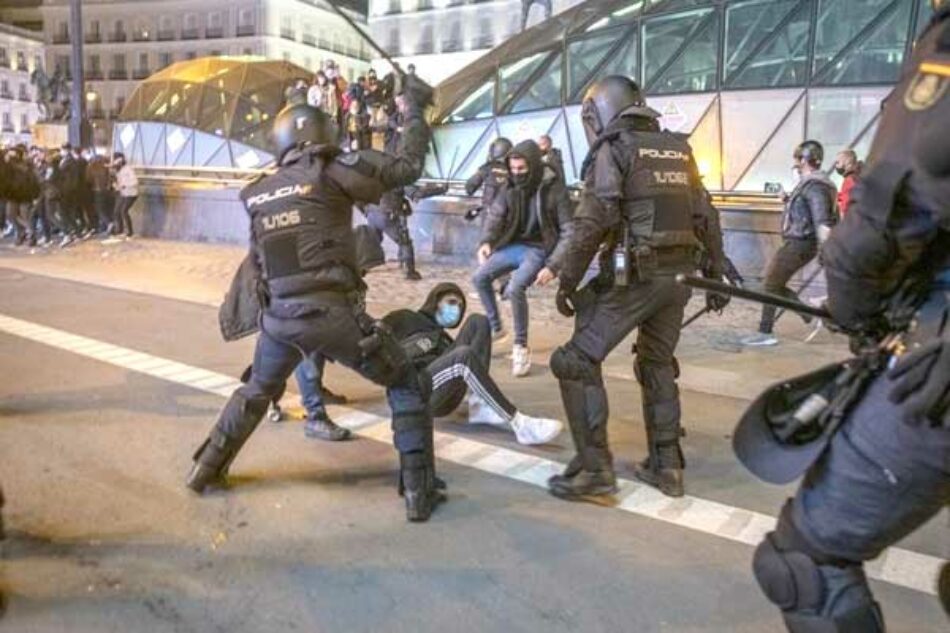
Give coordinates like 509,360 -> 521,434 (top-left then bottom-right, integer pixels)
140,82 -> 173,120
915,0 -> 934,37
206,65 -> 246,96
583,0 -> 647,32
167,126 -> 194,165
164,82 -> 203,128
499,51 -> 551,110
647,0 -> 712,13
495,109 -> 560,147
727,1 -> 810,88
595,33 -> 640,90
720,89 -> 803,189
687,96 -> 722,191
648,10 -> 719,94
120,89 -> 142,120
816,1 -> 912,85
806,87 -> 890,167
735,96 -> 804,193
725,0 -> 798,78
197,86 -> 232,136
431,119 -> 494,178
231,98 -> 274,150
568,30 -> 624,101
545,113 -> 577,183
510,52 -> 563,114
193,131 -> 228,166
445,80 -> 494,122
651,92 -> 716,133
813,0 -> 893,76
564,103 -> 590,174
453,123 -> 500,180
642,8 -> 714,91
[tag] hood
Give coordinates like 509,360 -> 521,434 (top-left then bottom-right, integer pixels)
419,282 -> 466,319
508,139 -> 544,194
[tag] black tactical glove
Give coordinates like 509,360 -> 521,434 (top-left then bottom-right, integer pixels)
706,291 -> 730,313
555,288 -> 576,318
888,340 -> 950,427
400,74 -> 434,109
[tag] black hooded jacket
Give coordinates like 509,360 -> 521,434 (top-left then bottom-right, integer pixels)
480,140 -> 574,271
382,282 -> 465,367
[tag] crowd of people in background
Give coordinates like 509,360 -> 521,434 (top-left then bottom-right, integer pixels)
0,143 -> 138,250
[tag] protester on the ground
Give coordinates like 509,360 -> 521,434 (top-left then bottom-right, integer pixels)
833,149 -> 861,218
111,152 -> 138,239
741,140 -> 837,347
382,283 -> 563,444
472,139 -> 574,377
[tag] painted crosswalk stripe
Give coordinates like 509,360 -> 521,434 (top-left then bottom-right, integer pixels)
0,311 -> 944,597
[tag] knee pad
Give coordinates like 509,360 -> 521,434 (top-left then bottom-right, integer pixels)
753,533 -> 825,612
550,345 -> 600,383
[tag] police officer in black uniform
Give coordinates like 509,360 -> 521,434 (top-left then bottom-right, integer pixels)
543,75 -> 728,501
464,137 -> 512,221
363,187 -> 422,280
747,2 -> 950,629
186,75 -> 445,522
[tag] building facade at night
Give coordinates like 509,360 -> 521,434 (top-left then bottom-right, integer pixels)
367,0 -> 585,83
428,0 -> 934,192
39,0 -> 372,129
0,22 -> 44,146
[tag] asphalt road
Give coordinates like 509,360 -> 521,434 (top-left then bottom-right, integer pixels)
0,268 -> 946,632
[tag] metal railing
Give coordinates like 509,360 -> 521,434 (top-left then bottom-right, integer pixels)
109,31 -> 127,42
237,24 -> 256,37
85,33 -> 102,44
132,31 -> 151,42
0,59 -> 9,69
134,164 -> 273,187
181,28 -> 199,40
133,68 -> 151,80
53,33 -> 70,44
0,89 -> 13,100
86,69 -> 104,80
18,91 -> 31,102
109,69 -> 128,80
157,29 -> 176,41
205,26 -> 224,39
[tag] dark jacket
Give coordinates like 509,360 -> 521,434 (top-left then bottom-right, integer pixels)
86,157 -> 111,192
557,116 -> 726,291
5,156 -> 40,203
59,154 -> 84,202
481,140 -> 574,272
541,147 -> 565,183
234,93 -> 430,314
382,282 -> 463,368
781,171 -> 837,241
823,8 -> 950,332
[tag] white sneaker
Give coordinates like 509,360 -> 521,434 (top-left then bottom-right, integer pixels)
466,392 -> 509,427
510,412 -> 563,446
511,344 -> 531,377
101,236 -> 123,245
741,333 -> 779,347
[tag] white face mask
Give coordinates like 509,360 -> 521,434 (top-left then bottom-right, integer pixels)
790,167 -> 801,184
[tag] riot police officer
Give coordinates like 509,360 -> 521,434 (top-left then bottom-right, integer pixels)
464,137 -> 512,220
745,3 -> 950,629
543,75 -> 728,501
186,75 -> 445,522
363,186 -> 422,280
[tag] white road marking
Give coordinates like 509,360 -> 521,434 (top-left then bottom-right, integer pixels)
0,311 -> 944,597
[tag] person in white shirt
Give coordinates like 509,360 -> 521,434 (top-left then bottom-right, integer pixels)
111,152 -> 138,239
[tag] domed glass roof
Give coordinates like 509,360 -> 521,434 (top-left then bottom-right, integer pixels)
114,57 -> 312,169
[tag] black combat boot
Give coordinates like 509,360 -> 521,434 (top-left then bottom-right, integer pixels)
633,456 -> 684,497
186,393 -> 268,493
399,451 -> 445,522
547,380 -> 587,489
548,446 -> 618,500
304,410 -> 352,441
634,419 -> 685,497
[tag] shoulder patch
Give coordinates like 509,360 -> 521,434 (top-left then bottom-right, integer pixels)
335,151 -> 378,178
904,62 -> 950,110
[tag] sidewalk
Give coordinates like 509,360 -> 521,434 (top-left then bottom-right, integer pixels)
0,238 -> 850,400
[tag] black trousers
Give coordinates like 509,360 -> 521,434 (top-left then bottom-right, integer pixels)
428,314 -> 517,420
365,206 -> 416,270
558,274 -> 691,468
30,198 -> 50,243
93,191 -> 113,231
114,195 -> 137,236
210,299 -> 432,456
759,238 -> 818,334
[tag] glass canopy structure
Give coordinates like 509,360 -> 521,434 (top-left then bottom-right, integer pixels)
428,0 -> 933,190
113,57 -> 312,170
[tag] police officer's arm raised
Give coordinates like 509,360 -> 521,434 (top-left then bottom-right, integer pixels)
328,76 -> 434,204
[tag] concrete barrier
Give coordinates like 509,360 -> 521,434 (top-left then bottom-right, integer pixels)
132,181 -> 824,297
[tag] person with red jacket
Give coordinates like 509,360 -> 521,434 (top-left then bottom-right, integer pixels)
833,149 -> 861,217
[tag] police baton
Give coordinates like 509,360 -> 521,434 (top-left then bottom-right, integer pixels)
676,275 -> 831,321
681,306 -> 712,329
326,2 -> 404,77
774,265 -> 824,324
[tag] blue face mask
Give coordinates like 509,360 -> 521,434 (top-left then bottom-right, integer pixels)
436,303 -> 462,328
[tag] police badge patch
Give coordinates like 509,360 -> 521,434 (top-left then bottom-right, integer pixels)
904,62 -> 950,110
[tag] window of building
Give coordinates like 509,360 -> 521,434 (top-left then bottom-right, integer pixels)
21,113 -> 29,132
2,111 -> 13,131
442,19 -> 462,53
89,19 -> 100,36
0,80 -> 10,98
159,52 -> 173,68
242,47 -> 254,56
208,12 -> 222,28
138,53 -> 148,69
387,27 -> 400,55
16,51 -> 26,70
239,9 -> 254,26
116,95 -> 126,115
186,51 -> 197,60
89,54 -> 101,76
0,48 -> 7,68
113,19 -> 125,39
19,83 -> 28,100
387,0 -> 401,15
724,0 -> 810,89
418,23 -> 434,54
280,15 -> 295,39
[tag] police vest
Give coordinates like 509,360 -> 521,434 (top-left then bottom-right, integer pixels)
241,150 -> 359,300
622,131 -> 700,253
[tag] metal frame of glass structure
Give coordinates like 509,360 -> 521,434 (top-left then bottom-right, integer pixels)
113,57 -> 312,169
428,0 -> 934,190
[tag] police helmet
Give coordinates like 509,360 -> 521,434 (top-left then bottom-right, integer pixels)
272,102 -> 337,162
793,140 -> 824,168
581,75 -> 660,143
488,137 -> 513,162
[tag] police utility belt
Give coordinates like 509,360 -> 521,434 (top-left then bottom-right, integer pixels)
610,239 -> 696,286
